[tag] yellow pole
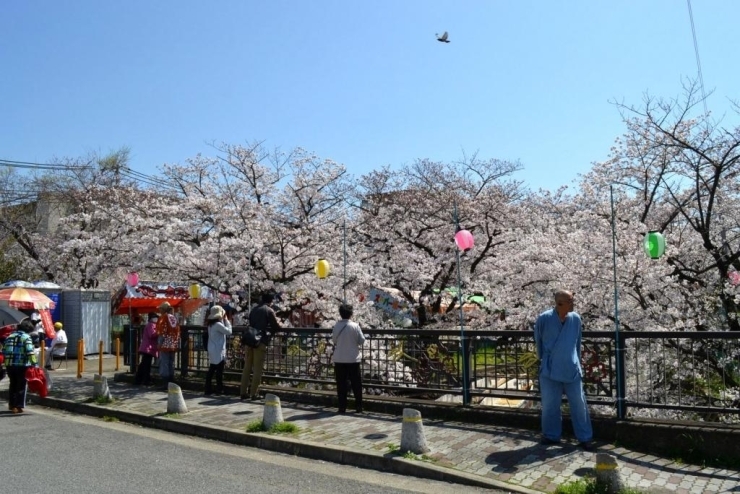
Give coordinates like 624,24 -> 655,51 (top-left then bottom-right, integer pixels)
77,339 -> 84,378
98,340 -> 104,376
40,344 -> 46,369
115,337 -> 120,371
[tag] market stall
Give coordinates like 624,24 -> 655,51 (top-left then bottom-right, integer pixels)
111,282 -> 209,318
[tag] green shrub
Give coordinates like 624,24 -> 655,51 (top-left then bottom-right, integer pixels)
245,420 -> 300,434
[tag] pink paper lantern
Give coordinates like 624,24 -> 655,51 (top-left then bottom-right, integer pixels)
454,229 -> 474,252
126,272 -> 139,286
729,271 -> 740,286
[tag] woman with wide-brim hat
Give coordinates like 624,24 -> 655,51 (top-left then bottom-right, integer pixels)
204,305 -> 232,395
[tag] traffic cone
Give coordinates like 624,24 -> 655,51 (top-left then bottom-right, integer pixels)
263,393 -> 283,428
400,408 -> 430,454
167,383 -> 188,414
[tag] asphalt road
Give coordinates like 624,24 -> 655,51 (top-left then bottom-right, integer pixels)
0,407 -> 502,494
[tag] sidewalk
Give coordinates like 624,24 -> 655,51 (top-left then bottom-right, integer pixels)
3,364 -> 740,493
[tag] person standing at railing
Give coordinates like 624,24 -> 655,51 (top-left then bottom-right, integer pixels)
534,289 -> 593,451
134,312 -> 158,386
204,305 -> 232,396
156,302 -> 181,389
332,303 -> 366,414
240,293 -> 281,401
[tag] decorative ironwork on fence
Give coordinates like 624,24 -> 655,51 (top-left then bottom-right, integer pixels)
123,326 -> 740,420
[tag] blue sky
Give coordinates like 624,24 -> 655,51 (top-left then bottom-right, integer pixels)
2,1 -> 739,191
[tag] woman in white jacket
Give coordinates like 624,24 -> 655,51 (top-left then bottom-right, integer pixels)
205,305 -> 232,396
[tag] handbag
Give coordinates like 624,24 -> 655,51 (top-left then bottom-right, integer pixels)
25,366 -> 49,398
242,326 -> 261,348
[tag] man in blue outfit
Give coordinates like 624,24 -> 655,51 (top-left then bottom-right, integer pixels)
534,289 -> 593,450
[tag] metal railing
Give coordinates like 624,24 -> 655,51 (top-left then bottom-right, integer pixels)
124,326 -> 740,420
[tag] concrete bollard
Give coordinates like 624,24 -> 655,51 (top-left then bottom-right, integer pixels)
400,408 -> 430,454
594,452 -> 623,494
167,383 -> 188,414
263,393 -> 284,429
93,374 -> 112,401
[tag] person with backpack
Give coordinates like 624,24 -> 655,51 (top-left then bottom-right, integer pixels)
2,319 -> 37,413
240,293 -> 281,401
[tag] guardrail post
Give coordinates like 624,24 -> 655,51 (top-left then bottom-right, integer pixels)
115,337 -> 120,371
77,339 -> 84,378
462,336 -> 471,406
615,332 -> 627,419
128,326 -> 137,374
98,340 -> 104,376
180,326 -> 189,378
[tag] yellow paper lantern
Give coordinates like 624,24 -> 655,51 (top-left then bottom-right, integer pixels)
188,283 -> 201,298
314,258 -> 330,279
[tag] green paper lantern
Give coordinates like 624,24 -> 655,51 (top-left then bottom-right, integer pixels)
643,231 -> 666,259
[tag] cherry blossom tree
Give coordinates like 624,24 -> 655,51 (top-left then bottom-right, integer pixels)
351,154 -> 524,328
604,81 -> 740,331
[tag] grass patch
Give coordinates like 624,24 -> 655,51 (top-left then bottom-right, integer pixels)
162,413 -> 181,419
384,443 -> 433,462
555,478 -> 645,494
401,450 -> 435,462
84,395 -> 114,405
245,420 -> 300,434
102,416 -> 119,422
270,422 -> 300,434
246,420 -> 268,432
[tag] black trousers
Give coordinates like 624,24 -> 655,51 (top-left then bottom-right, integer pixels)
134,353 -> 154,385
205,360 -> 225,394
334,362 -> 362,412
7,366 -> 28,410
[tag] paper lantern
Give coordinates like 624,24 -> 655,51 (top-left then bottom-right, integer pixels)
454,229 -> 474,251
643,231 -> 666,259
729,271 -> 740,286
126,272 -> 139,286
314,258 -> 330,279
188,283 -> 201,299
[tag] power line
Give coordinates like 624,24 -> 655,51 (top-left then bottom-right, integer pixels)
0,159 -> 90,171
121,167 -> 179,190
0,157 -> 179,191
686,0 -> 708,115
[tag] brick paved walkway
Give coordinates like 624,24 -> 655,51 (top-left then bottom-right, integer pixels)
3,368 -> 739,493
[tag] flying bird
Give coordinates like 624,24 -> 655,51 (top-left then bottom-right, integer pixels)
436,31 -> 450,43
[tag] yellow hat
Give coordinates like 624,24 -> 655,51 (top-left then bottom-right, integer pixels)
54,322 -> 63,329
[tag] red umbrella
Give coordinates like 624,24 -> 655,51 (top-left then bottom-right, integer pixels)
0,288 -> 56,310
